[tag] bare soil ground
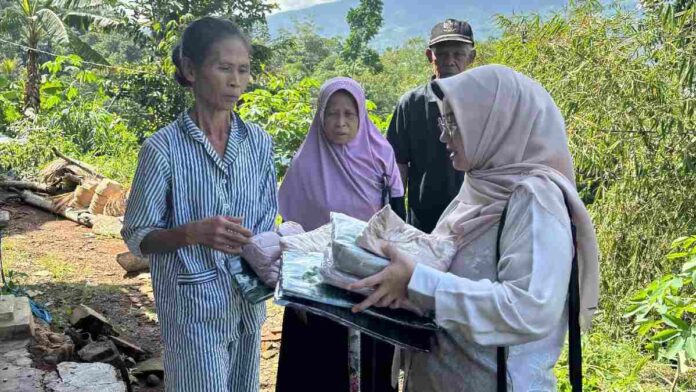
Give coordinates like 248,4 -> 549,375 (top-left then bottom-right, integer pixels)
0,199 -> 282,391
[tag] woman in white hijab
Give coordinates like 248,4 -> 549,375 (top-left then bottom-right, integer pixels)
350,64 -> 599,391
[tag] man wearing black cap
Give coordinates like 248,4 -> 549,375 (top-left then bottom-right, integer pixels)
387,19 -> 476,233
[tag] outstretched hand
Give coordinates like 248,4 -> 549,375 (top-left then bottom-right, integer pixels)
349,244 -> 416,313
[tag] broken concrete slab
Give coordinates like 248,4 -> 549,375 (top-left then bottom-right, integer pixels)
109,336 -> 147,361
132,357 -> 164,377
0,363 -> 47,392
0,210 -> 9,229
1,339 -> 31,366
0,339 -> 44,391
78,341 -> 119,363
69,305 -> 117,338
0,296 -> 33,341
116,252 -> 149,273
44,362 -> 126,392
76,340 -> 130,392
0,295 -> 14,322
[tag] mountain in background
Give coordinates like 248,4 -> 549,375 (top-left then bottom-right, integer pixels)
267,0 -> 569,50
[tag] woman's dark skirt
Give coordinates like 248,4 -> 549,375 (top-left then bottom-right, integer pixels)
276,308 -> 397,392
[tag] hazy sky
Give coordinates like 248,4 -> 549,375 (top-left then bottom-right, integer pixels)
272,0 -> 339,13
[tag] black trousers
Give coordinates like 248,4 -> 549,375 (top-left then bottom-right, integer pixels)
276,308 -> 397,392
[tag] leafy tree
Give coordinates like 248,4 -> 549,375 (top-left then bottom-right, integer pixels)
490,1 -> 695,329
0,0 -> 121,111
341,0 -> 383,72
268,21 -> 342,81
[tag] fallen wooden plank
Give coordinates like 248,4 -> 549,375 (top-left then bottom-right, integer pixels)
0,180 -> 59,194
52,147 -> 103,179
18,190 -> 93,227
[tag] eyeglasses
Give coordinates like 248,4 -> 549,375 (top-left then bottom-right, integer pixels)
437,115 -> 459,139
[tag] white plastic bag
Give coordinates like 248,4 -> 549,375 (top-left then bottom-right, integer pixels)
280,223 -> 332,253
331,213 -> 390,278
356,205 -> 457,271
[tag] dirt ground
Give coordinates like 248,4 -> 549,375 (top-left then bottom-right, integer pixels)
0,198 -> 283,391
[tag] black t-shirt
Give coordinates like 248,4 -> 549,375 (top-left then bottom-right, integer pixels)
386,82 -> 464,233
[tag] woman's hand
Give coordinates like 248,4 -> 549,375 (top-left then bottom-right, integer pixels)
349,245 -> 417,313
184,216 -> 253,254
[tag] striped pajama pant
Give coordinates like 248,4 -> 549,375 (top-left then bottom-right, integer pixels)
153,259 -> 266,392
163,330 -> 261,391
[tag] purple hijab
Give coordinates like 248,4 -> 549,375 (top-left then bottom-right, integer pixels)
278,77 -> 404,231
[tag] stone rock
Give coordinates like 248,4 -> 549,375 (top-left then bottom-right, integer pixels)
0,296 -> 33,341
64,328 -> 91,350
44,362 -> 126,392
116,252 -> 149,273
0,296 -> 14,322
91,215 -> 123,239
124,357 -> 136,368
44,354 -> 58,365
132,357 -> 163,377
0,363 -> 46,392
78,341 -> 119,363
0,210 -> 8,229
146,374 -> 160,387
69,305 -> 116,338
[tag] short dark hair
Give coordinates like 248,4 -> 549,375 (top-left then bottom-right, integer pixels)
171,17 -> 252,87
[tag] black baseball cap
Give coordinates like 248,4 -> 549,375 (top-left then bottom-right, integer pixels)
429,19 -> 474,47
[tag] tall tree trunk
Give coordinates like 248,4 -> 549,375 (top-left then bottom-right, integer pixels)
23,37 -> 40,112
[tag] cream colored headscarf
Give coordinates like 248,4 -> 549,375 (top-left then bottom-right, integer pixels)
432,64 -> 599,330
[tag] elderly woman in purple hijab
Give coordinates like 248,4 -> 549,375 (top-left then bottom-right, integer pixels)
275,77 -> 404,392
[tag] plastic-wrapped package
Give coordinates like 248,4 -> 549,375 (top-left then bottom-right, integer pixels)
241,231 -> 282,287
280,249 -> 436,332
331,213 -> 390,278
319,245 -> 374,296
277,221 -> 305,237
233,221 -> 307,303
319,246 -> 425,316
356,205 -> 457,271
280,223 -> 332,253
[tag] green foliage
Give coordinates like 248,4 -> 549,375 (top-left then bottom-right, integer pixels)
625,236 -> 696,368
485,0 -> 696,331
268,21 -> 342,81
553,327 -> 695,391
341,0 -> 383,72
0,270 -> 28,295
0,55 -> 139,182
238,74 -> 319,176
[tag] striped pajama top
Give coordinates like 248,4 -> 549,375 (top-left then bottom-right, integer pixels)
121,111 -> 277,344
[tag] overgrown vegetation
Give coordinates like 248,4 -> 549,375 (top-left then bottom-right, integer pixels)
0,0 -> 694,388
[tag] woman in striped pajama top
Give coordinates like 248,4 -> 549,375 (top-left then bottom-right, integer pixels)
121,17 -> 277,391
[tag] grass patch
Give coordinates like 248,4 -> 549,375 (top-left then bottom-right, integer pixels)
555,324 -> 696,391
37,254 -> 75,281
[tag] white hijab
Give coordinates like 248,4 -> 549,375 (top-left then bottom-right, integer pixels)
432,65 -> 599,330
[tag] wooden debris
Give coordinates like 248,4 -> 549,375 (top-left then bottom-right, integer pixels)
116,252 -> 149,273
0,180 -> 59,194
89,179 -> 124,215
52,147 -> 103,179
18,190 -> 93,227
